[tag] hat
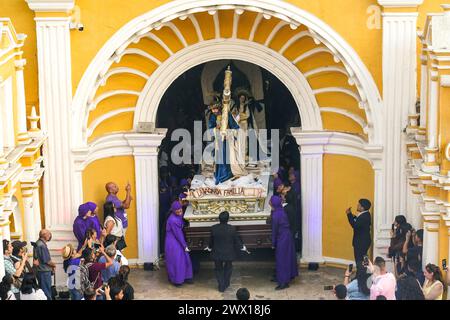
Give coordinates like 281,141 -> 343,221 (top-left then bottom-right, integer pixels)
273,178 -> 284,190
171,201 -> 183,213
179,193 -> 187,200
61,244 -> 75,261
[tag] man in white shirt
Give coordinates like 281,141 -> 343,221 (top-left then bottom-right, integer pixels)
369,256 -> 396,300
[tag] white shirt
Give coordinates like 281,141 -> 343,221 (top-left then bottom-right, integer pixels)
20,289 -> 48,300
0,291 -> 16,300
104,215 -> 124,237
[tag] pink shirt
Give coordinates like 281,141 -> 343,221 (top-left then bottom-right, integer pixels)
370,272 -> 397,300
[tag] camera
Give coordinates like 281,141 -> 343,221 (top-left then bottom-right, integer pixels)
69,22 -> 84,31
93,243 -> 101,250
348,263 -> 353,273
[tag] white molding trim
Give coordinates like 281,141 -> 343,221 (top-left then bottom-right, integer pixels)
304,66 -> 350,79
87,107 -> 136,138
71,0 -> 383,148
264,20 -> 288,47
164,22 -> 188,47
88,90 -> 140,112
292,47 -> 334,64
145,33 -> 174,55
116,48 -> 162,66
26,0 -> 75,12
278,31 -> 311,55
211,10 -> 221,39
134,39 -> 323,133
101,67 -> 150,85
249,13 -> 263,41
323,256 -> 355,266
188,14 -> 204,42
319,107 -> 368,133
378,0 -> 423,7
313,87 -> 360,102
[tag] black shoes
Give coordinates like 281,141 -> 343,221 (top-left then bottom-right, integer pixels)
275,284 -> 289,291
185,279 -> 194,285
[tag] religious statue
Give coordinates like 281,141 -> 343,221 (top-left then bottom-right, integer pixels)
208,67 -> 247,185
231,88 -> 264,165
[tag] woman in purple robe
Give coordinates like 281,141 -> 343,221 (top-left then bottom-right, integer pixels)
165,201 -> 193,287
73,202 -> 102,250
273,178 -> 284,196
270,195 -> 298,290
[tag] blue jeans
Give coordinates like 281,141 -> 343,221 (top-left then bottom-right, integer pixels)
37,271 -> 52,300
69,288 -> 83,300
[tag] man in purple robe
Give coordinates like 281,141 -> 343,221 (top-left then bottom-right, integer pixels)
270,195 -> 298,290
105,181 -> 133,235
73,202 -> 102,250
164,201 -> 193,287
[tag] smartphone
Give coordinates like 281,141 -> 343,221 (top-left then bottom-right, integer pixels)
363,255 -> 369,266
348,264 -> 353,273
443,259 -> 447,270
93,243 -> 101,250
116,255 -> 122,263
324,285 -> 334,291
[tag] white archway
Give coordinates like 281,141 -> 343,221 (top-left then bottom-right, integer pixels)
69,0 -> 386,266
71,0 -> 383,148
134,39 -> 322,131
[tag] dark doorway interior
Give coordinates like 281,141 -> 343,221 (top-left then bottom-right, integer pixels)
156,60 -> 302,261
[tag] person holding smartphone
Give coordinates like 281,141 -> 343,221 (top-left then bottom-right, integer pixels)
98,245 -> 121,283
346,199 -> 372,265
343,263 -> 371,300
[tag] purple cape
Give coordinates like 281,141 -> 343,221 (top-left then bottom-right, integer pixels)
73,202 -> 102,250
270,195 -> 298,285
164,201 -> 193,284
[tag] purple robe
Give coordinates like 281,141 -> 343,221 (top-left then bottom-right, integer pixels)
270,195 -> 298,285
164,202 -> 193,285
73,202 -> 102,250
106,194 -> 128,229
273,178 -> 283,195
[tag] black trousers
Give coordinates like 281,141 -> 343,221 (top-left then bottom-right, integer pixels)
214,260 -> 233,292
354,244 -> 370,265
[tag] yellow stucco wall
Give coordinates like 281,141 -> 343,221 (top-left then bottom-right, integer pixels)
323,154 -> 374,261
82,156 -> 138,259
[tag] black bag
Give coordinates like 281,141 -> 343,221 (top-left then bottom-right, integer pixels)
51,272 -> 58,300
116,237 -> 127,251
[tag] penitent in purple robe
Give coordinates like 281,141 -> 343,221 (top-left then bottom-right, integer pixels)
73,202 -> 102,250
165,201 -> 193,285
270,195 -> 298,286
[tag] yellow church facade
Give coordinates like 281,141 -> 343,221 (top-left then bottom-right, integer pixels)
0,0 -> 449,284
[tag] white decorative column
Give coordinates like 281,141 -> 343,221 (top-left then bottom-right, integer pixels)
419,55 -> 428,130
422,214 -> 440,266
21,187 -> 36,244
14,58 -> 31,145
27,1 -> 76,241
378,0 -> 423,237
292,131 -> 326,263
423,69 -> 440,171
125,131 -> 167,265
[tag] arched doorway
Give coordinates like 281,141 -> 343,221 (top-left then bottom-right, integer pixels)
155,59 -> 301,259
71,0 -> 384,267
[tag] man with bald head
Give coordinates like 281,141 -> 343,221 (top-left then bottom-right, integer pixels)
105,181 -> 133,235
33,229 -> 56,300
